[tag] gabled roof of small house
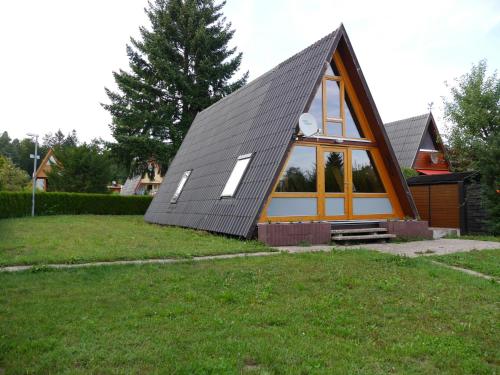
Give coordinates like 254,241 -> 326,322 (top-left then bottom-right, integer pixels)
145,25 -> 417,238
384,112 -> 440,168
120,175 -> 141,195
35,148 -> 59,179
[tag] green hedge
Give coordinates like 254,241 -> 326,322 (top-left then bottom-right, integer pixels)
0,192 -> 153,218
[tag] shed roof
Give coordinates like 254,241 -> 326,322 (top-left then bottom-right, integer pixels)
145,25 -> 417,237
384,113 -> 431,168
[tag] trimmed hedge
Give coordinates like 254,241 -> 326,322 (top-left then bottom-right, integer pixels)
0,192 -> 153,218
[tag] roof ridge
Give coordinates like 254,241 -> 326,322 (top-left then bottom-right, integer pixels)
195,28 -> 339,117
385,113 -> 430,126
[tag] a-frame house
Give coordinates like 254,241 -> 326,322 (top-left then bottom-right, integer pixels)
145,25 -> 419,242
34,148 -> 59,191
384,113 -> 451,175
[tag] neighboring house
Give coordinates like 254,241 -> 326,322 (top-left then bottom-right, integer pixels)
120,160 -> 163,196
35,148 -> 59,191
384,113 -> 451,175
145,25 -> 421,245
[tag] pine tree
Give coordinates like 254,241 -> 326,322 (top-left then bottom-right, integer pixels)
103,0 -> 248,175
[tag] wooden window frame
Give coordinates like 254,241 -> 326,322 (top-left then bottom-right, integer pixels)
259,142 -> 404,222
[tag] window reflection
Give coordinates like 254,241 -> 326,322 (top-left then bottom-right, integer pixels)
351,150 -> 385,193
308,82 -> 322,130
345,95 -> 363,138
276,146 -> 317,192
325,80 -> 341,119
324,152 -> 344,192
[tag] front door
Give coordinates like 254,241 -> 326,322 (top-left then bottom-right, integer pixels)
320,147 -> 349,219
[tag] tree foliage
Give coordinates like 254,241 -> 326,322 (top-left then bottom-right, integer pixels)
103,0 -> 248,176
443,60 -> 499,171
47,144 -> 112,194
0,156 -> 30,192
443,60 -> 500,233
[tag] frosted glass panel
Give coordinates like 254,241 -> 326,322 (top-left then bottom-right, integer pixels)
267,198 -> 317,217
353,197 -> 392,215
326,198 -> 344,216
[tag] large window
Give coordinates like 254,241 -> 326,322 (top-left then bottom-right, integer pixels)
351,150 -> 385,193
221,154 -> 252,197
275,146 -> 316,192
307,61 -> 364,139
170,170 -> 192,203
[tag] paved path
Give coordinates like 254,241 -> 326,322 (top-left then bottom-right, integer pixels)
278,239 -> 500,258
1,239 -> 497,273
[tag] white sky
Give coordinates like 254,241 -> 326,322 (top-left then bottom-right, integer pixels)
0,0 -> 498,143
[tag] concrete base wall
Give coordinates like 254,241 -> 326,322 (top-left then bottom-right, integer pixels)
380,220 -> 433,239
258,222 -> 331,246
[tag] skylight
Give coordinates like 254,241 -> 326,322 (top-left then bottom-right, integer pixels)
221,154 -> 252,198
170,170 -> 192,203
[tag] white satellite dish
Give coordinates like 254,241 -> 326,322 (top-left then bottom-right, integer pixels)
430,152 -> 439,164
298,113 -> 319,137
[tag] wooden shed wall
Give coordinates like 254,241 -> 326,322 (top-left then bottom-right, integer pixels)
409,184 -> 460,228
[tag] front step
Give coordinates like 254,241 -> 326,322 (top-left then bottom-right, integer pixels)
331,227 -> 388,234
332,233 -> 396,241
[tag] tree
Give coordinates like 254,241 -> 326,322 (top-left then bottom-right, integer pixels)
443,60 -> 500,233
443,60 -> 499,171
0,155 -> 30,191
103,0 -> 248,176
43,129 -> 78,149
47,144 -> 112,193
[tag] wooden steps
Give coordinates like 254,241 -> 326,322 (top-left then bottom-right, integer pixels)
331,226 -> 395,242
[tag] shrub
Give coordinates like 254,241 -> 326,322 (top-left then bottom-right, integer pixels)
0,192 -> 152,218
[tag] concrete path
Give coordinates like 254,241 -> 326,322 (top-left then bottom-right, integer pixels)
429,260 -> 498,282
1,239 -> 497,273
278,239 -> 500,258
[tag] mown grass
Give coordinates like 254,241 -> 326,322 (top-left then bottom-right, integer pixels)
431,249 -> 500,278
0,215 -> 271,266
1,250 -> 498,374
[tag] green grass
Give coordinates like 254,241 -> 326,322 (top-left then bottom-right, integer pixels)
0,215 -> 271,266
1,251 -> 498,374
431,249 -> 500,278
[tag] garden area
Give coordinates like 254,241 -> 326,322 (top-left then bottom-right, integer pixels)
0,215 -> 499,373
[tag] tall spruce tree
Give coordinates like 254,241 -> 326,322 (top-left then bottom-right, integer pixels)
103,0 -> 248,175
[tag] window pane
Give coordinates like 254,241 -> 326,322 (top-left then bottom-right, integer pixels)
326,198 -> 344,216
324,151 -> 344,192
171,170 -> 191,203
351,150 -> 385,193
325,64 -> 334,76
307,82 -> 322,130
221,155 -> 252,197
345,94 -> 364,138
326,122 -> 342,137
267,198 -> 317,217
353,198 -> 392,215
276,146 -> 316,192
325,79 -> 340,119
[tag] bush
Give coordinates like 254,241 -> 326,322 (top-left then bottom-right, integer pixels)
0,192 -> 153,218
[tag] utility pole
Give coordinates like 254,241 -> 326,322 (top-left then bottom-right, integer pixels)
27,133 -> 39,217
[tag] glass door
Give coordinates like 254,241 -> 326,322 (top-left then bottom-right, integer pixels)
320,147 -> 349,219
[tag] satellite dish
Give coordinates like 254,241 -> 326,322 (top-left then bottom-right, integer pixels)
430,153 -> 439,164
298,113 -> 319,137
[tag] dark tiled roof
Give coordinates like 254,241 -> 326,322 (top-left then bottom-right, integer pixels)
384,113 -> 430,168
145,29 -> 340,237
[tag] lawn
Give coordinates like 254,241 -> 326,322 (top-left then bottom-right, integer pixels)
0,215 -> 271,266
1,251 -> 498,374
431,249 -> 500,278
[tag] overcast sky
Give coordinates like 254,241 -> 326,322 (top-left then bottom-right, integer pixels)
0,0 -> 498,143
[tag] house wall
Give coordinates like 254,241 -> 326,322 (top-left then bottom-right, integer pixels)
464,182 -> 489,234
413,150 -> 449,171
